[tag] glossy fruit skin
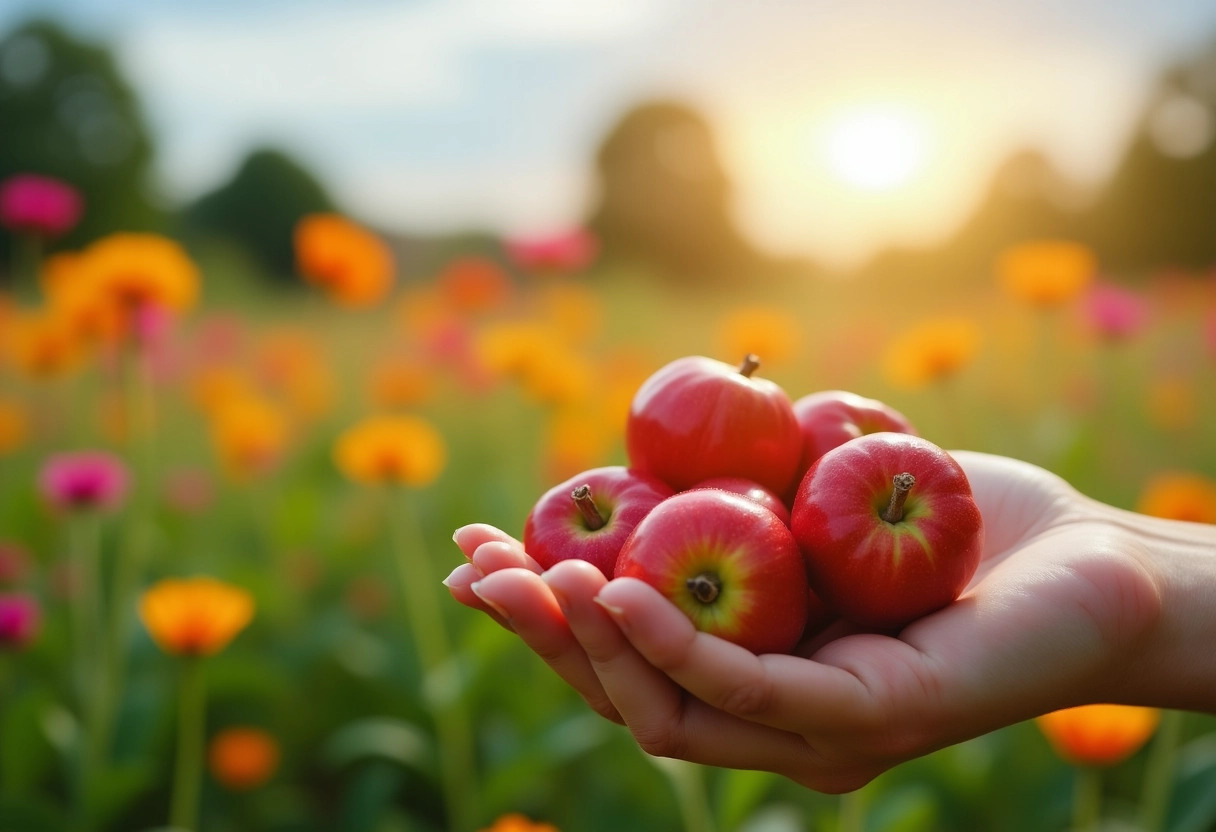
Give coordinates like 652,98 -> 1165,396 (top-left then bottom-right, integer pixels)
690,476 -> 791,525
615,489 -> 810,655
525,466 -> 673,578
626,355 -> 802,495
790,433 -> 983,630
791,389 -> 918,483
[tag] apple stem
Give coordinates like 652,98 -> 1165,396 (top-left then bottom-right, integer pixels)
571,485 -> 606,531
882,473 -> 916,523
737,354 -> 761,378
686,572 -> 722,604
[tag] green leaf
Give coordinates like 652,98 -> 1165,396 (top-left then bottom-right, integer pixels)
322,717 -> 432,771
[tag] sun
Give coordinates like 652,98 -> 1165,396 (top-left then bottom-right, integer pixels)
823,106 -> 931,192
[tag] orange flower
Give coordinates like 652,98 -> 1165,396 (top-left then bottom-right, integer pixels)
208,727 -> 280,790
5,308 -> 86,378
139,577 -> 255,656
881,316 -> 981,389
1137,472 -> 1216,523
436,256 -> 513,315
190,366 -> 259,416
998,240 -> 1096,307
334,414 -> 446,487
295,214 -> 394,308
1036,704 -> 1160,766
74,233 -> 200,337
209,395 -> 292,481
479,814 -> 560,832
366,354 -> 437,410
0,396 -> 30,455
254,329 -> 335,422
474,321 -> 592,405
717,305 -> 801,367
534,282 -> 602,346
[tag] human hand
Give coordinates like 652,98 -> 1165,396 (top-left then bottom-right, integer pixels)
446,451 -> 1172,791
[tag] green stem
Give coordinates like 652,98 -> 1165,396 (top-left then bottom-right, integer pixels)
1073,766 -> 1102,832
838,785 -> 868,832
1138,709 -> 1185,832
68,512 -> 105,777
169,657 -> 206,832
99,343 -> 158,760
387,488 -> 478,832
664,760 -> 717,832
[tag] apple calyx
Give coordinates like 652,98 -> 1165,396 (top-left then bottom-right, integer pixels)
571,485 -> 606,531
881,472 -> 916,523
685,572 -> 722,604
737,354 -> 761,378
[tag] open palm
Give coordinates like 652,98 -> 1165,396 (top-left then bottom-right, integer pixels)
446,451 -> 1163,791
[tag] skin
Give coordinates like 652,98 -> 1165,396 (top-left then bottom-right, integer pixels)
444,451 -> 1216,793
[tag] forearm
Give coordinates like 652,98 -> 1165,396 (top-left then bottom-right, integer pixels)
1103,502 -> 1216,713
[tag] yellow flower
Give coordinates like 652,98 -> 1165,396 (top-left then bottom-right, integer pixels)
479,814 -> 560,832
209,727 -> 280,791
295,213 -> 394,308
717,305 -> 801,367
0,396 -> 30,455
998,240 -> 1096,307
1137,472 -> 1216,524
209,395 -> 292,481
139,577 -> 255,656
881,316 -> 981,389
1036,704 -> 1160,766
334,414 -> 446,487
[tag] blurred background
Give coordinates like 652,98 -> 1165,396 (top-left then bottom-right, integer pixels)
1,2 -> 1215,831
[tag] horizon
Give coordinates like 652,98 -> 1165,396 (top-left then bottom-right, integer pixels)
3,0 -> 1216,268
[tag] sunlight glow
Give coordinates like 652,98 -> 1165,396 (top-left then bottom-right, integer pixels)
823,107 -> 931,191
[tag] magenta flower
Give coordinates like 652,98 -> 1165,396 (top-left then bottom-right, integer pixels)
0,174 -> 84,239
0,542 -> 31,585
504,229 -> 599,274
38,451 -> 130,512
0,593 -> 41,649
1083,282 -> 1149,342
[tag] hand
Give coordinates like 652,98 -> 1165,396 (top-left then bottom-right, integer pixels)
446,451 -> 1174,792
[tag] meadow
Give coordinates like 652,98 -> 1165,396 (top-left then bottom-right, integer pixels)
1,208 -> 1216,832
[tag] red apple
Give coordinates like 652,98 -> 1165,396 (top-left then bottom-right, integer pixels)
791,389 -> 917,485
524,466 -> 673,578
614,489 -> 810,654
689,476 -> 791,526
790,432 -> 982,630
626,354 -> 802,495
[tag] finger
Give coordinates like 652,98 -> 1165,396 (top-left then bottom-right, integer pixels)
546,562 -> 820,775
595,578 -> 875,737
452,524 -> 522,559
443,562 -> 512,630
470,568 -> 622,724
471,540 -> 544,575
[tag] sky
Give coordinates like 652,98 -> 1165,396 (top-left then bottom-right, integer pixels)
4,0 -> 1216,267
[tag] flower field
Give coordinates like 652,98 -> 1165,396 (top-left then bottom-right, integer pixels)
2,198 -> 1216,832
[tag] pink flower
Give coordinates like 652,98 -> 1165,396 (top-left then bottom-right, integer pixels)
504,229 -> 599,274
0,542 -> 31,585
1083,282 -> 1149,341
0,174 -> 84,239
0,593 -> 41,649
38,450 -> 130,511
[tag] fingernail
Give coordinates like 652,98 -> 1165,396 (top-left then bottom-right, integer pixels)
441,563 -> 482,588
452,525 -> 475,552
593,595 -> 628,631
469,581 -> 511,622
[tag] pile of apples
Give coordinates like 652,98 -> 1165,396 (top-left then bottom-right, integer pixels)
523,354 -> 984,654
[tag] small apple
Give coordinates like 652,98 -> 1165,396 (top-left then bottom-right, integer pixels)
791,389 -> 917,486
614,489 -> 810,654
524,466 -> 673,578
790,433 -> 983,630
689,476 -> 791,526
626,354 -> 802,495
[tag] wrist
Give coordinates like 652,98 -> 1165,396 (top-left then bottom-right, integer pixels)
1102,502 -> 1216,713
